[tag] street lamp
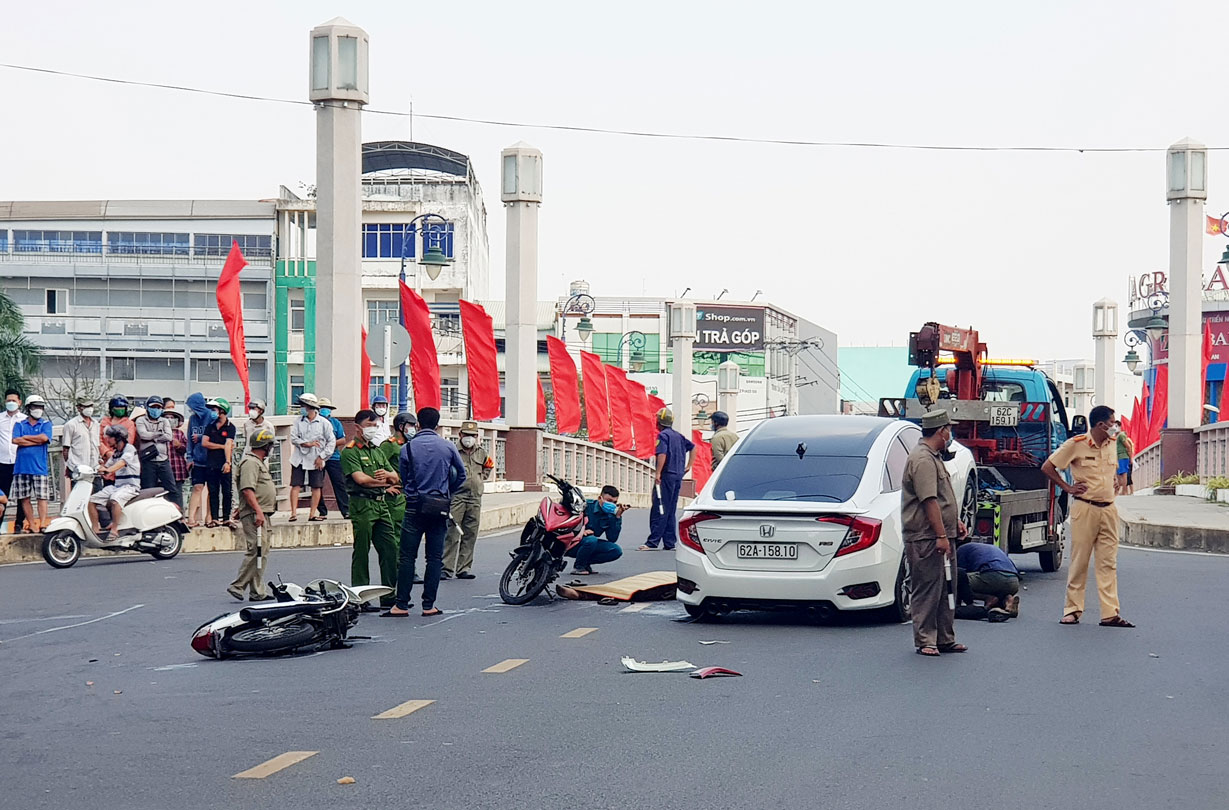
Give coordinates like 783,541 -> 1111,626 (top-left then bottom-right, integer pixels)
692,392 -> 710,422
1123,348 -> 1142,374
396,212 -> 453,408
614,330 -> 647,372
559,289 -> 595,345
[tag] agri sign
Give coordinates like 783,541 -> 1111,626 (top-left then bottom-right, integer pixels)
694,306 -> 766,352
1129,269 -> 1229,304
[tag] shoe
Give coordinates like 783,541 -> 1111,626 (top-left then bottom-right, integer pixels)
1005,594 -> 1020,617
987,608 -> 1011,623
248,594 -> 274,602
440,571 -> 454,580
226,587 -> 245,602
456,572 -> 476,579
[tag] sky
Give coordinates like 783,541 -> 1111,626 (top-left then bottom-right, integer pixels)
4,0 -> 1229,383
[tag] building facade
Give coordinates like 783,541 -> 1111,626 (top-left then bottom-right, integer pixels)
0,200 -> 275,416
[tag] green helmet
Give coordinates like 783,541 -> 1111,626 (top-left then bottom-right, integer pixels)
249,426 -> 275,449
206,397 -> 231,415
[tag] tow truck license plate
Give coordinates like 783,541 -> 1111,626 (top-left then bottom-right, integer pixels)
989,405 -> 1019,427
737,543 -> 798,560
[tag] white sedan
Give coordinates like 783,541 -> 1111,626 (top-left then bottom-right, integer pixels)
675,415 -> 976,621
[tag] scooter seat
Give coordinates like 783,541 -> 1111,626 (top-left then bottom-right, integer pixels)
239,601 -> 330,622
128,488 -> 167,504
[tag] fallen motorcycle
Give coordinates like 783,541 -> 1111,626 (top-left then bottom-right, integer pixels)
190,579 -> 391,659
499,474 -> 588,605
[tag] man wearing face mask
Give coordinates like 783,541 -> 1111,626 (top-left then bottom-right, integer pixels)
11,395 -> 54,533
377,412 -> 416,569
572,485 -> 628,575
0,390 -> 28,533
370,394 -> 392,444
442,421 -> 494,580
901,410 -> 969,657
61,398 -> 101,503
134,395 -> 181,508
243,399 -> 269,451
1043,405 -> 1134,628
314,396 -> 349,520
342,409 -> 401,607
288,393 -> 335,522
100,396 -> 137,489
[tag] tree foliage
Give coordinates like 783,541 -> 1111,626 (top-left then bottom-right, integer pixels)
0,289 -> 41,396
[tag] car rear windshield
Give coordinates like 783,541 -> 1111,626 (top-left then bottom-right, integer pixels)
713,454 -> 867,503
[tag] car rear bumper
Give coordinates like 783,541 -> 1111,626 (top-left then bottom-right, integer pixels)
675,543 -> 899,612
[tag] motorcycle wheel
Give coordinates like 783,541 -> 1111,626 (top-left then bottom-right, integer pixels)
147,526 -> 183,560
499,548 -> 552,605
226,621 -> 318,653
42,531 -> 81,568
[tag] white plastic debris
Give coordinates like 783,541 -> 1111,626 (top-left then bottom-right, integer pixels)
621,656 -> 695,673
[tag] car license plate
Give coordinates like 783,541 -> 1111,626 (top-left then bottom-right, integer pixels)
989,404 -> 1019,427
737,543 -> 798,560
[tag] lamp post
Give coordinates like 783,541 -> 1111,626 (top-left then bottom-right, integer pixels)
614,330 -> 647,372
669,300 -> 697,452
1092,299 -> 1118,408
310,17 -> 369,415
692,393 -> 710,423
1166,138 -> 1207,430
1123,288 -> 1168,376
397,212 -> 454,411
718,359 -> 741,431
558,290 -> 595,345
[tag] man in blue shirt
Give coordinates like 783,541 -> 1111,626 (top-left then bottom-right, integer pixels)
573,485 -> 628,575
384,407 -> 466,618
639,408 -> 694,551
315,396 -> 350,520
956,541 -> 1021,618
11,395 -> 53,532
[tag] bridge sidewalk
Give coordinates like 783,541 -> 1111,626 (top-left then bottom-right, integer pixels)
1117,494 -> 1229,554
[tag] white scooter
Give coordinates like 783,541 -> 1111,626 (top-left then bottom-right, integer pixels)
41,464 -> 188,568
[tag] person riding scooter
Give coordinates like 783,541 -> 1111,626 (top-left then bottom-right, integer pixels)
90,426 -> 143,545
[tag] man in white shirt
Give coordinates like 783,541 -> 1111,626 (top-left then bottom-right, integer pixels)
0,389 -> 26,533
61,398 -> 101,502
370,394 -> 392,444
288,393 -> 336,522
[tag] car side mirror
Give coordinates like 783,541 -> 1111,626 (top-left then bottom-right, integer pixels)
1070,415 -> 1088,436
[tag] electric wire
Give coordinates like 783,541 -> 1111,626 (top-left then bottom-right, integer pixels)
1,61 -> 1220,153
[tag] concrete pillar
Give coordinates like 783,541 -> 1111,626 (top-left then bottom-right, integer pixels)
310,18 -> 369,416
718,360 -> 741,432
501,143 -> 543,428
1166,138 -> 1207,430
670,302 -> 697,498
1092,299 -> 1118,409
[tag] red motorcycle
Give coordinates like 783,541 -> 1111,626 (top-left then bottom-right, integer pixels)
499,475 -> 588,605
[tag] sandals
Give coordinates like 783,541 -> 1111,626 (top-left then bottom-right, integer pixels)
1099,615 -> 1135,628
1060,611 -> 1082,625
938,643 -> 968,654
308,516 -> 326,522
287,515 -> 298,522
916,646 -> 940,657
380,608 -> 412,617
422,608 -> 443,617
636,545 -> 657,551
572,568 -> 594,576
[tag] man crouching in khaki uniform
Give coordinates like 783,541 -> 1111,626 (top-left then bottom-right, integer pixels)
227,427 -> 278,602
901,410 -> 969,657
1042,404 -> 1134,628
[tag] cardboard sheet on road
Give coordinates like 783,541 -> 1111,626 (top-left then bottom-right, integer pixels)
559,571 -> 677,602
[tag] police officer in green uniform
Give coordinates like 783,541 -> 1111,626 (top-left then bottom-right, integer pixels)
341,409 -> 401,608
379,412 -> 417,556
443,420 -> 494,580
227,426 -> 278,602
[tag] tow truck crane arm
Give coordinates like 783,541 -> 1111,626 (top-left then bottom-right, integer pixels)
909,322 -> 987,405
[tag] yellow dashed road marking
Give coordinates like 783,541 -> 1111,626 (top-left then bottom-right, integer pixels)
620,602 -> 648,613
560,627 -> 597,638
372,699 -> 435,719
483,658 -> 529,673
233,751 -> 318,779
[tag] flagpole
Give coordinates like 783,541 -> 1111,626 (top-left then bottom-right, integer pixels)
398,229 -> 410,413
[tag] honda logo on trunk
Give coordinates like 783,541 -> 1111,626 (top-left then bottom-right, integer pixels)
759,524 -> 775,538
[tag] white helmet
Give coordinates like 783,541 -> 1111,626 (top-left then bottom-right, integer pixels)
25,394 -> 46,408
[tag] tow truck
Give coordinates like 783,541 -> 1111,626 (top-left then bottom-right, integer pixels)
878,322 -> 1079,571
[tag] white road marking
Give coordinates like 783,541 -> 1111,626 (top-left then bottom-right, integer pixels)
620,603 -> 649,613
0,614 -> 89,626
0,605 -> 144,644
373,699 -> 435,719
561,627 -> 597,638
151,663 -> 199,671
483,658 -> 529,673
421,606 -> 501,627
1120,545 -> 1229,559
233,751 -> 318,779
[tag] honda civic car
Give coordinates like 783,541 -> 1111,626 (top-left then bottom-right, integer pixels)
675,415 -> 976,621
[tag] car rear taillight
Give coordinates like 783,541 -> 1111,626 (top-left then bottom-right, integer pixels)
679,512 -> 720,554
818,515 -> 883,557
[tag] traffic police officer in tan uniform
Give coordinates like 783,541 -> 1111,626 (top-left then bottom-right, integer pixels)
1042,404 -> 1134,628
443,421 -> 493,580
901,410 -> 968,656
227,426 -> 278,602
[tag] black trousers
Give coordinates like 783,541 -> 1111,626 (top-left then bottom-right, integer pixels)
394,508 -> 448,611
0,462 -> 26,530
206,467 -> 233,522
317,457 -> 350,518
140,459 -> 182,508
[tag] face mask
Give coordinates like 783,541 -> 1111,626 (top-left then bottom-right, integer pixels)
600,500 -> 618,515
29,408 -> 44,420
4,401 -> 17,413
300,407 -> 309,417
1108,425 -> 1121,438
248,409 -> 262,419
402,426 -> 417,439
362,426 -> 383,444
148,408 -> 163,419
81,407 -> 95,418
208,409 -> 220,419
461,436 -> 477,449
112,407 -> 127,417
320,408 -> 332,418
939,429 -> 957,462
374,406 -> 388,417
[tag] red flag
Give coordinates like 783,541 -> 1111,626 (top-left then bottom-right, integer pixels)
1146,366 -> 1169,447
545,336 -> 582,434
459,300 -> 501,421
215,241 -> 251,405
691,429 -> 713,493
537,376 -> 547,425
1208,214 -> 1225,236
604,366 -> 635,453
1220,368 -> 1229,424
626,379 -> 657,460
1128,395 -> 1143,448
398,281 -> 441,410
1136,377 -> 1151,447
360,325 -> 372,410
580,351 -> 610,442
